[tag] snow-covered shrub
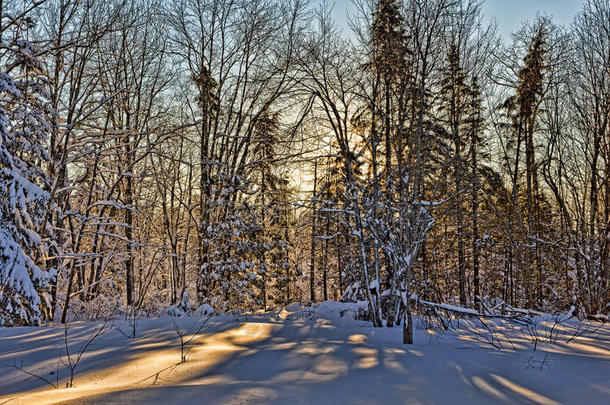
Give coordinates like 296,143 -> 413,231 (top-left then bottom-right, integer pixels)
315,300 -> 369,321
65,292 -> 121,322
165,305 -> 187,317
194,303 -> 215,317
164,290 -> 194,317
179,290 -> 191,313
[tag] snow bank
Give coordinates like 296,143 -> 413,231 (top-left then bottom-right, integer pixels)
284,302 -> 303,312
314,300 -> 369,322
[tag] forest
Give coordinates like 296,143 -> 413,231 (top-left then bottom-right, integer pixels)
1,0 -> 609,347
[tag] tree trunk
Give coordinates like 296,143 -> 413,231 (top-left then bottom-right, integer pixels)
402,280 -> 413,344
309,159 -> 318,303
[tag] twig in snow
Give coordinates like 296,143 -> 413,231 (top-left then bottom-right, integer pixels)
61,319 -> 111,387
10,358 -> 59,389
170,315 -> 210,363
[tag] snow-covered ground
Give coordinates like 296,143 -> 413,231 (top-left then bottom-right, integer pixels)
1,303 -> 609,404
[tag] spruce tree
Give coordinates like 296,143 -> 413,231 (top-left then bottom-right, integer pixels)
439,42 -> 470,305
0,21 -> 52,325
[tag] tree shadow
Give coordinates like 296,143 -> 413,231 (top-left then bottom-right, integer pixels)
2,316 -> 609,405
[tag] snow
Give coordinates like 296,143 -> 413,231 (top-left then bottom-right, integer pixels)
418,299 -> 480,315
194,304 -> 215,317
311,301 -> 368,325
0,304 -> 609,404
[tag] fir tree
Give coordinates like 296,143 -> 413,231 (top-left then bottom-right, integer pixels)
0,20 -> 52,325
439,42 -> 471,305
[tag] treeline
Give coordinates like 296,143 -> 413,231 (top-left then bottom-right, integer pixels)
0,0 -> 608,343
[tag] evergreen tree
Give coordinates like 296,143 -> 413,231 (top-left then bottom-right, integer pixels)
252,108 -> 284,310
465,75 -> 485,309
439,42 -> 471,305
0,20 -> 52,325
371,0 -> 406,173
502,20 -> 549,307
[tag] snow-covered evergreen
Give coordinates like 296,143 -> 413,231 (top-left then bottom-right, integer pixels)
0,31 -> 52,325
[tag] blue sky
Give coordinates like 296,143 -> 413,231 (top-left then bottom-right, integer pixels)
328,0 -> 585,39
483,0 -> 584,38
